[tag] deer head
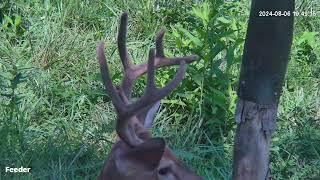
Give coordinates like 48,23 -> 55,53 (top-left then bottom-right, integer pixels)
97,12 -> 203,180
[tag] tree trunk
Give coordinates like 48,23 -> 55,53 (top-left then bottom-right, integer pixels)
232,99 -> 276,179
232,0 -> 295,179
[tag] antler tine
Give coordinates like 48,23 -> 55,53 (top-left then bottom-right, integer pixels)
155,28 -> 165,57
118,12 -> 138,99
119,28 -> 198,98
97,42 -> 126,114
118,19 -> 199,100
122,28 -> 198,81
146,48 -> 157,93
125,49 -> 186,116
155,28 -> 199,65
118,12 -> 132,69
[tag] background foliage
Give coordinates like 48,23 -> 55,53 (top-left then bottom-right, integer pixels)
0,0 -> 319,179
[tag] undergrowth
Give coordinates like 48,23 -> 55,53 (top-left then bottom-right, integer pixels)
0,0 -> 319,179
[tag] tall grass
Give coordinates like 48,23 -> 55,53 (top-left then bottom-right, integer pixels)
0,0 -> 319,179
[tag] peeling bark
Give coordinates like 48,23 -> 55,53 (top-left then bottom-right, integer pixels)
232,99 -> 277,180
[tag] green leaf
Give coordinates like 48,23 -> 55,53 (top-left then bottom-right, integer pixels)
192,2 -> 210,27
209,42 -> 224,60
297,31 -> 319,47
162,99 -> 186,106
4,15 -> 13,25
14,15 -> 22,27
209,89 -> 227,110
192,73 -> 203,86
217,17 -> 231,24
226,46 -> 235,71
0,72 -> 12,79
176,26 -> 202,47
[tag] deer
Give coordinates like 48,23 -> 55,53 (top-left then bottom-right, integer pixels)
97,12 -> 203,180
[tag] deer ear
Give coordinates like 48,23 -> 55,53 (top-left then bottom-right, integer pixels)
116,138 -> 166,173
136,101 -> 161,129
144,101 -> 161,129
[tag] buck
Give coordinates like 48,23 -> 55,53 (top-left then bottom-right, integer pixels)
97,12 -> 203,180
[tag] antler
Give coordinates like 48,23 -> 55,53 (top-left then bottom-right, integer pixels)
97,12 -> 198,147
117,13 -> 198,99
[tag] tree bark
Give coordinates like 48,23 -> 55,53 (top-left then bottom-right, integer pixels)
232,99 -> 276,180
232,0 -> 294,179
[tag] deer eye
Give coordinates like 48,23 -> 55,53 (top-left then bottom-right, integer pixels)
158,166 -> 171,175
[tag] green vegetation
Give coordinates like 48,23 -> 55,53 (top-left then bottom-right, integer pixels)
0,0 -> 319,179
